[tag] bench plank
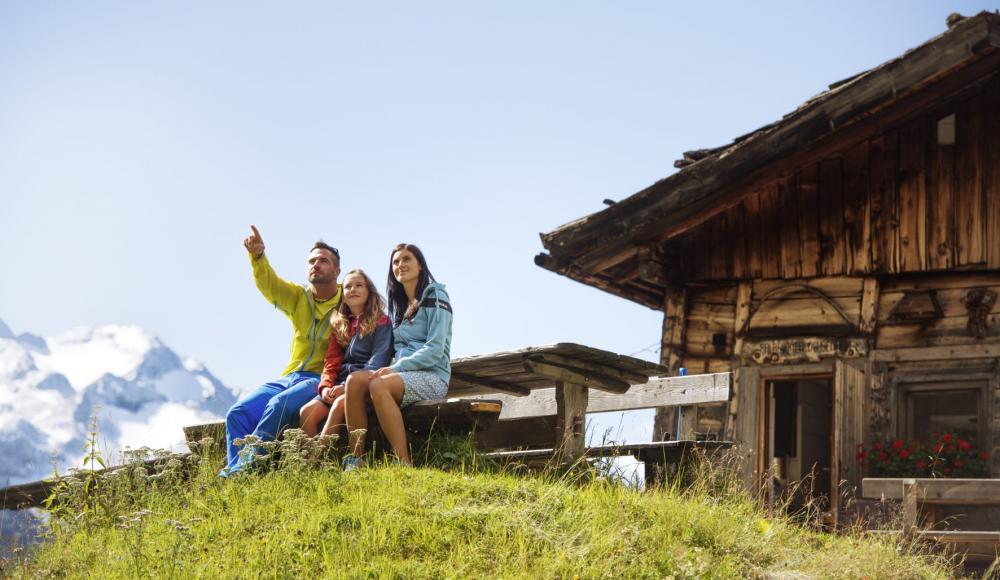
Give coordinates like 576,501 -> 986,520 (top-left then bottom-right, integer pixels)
467,373 -> 731,420
862,478 -> 1000,504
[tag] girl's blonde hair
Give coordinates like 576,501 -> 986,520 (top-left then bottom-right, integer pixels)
331,269 -> 387,347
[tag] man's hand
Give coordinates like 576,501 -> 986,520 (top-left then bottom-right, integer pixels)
372,367 -> 393,378
320,386 -> 337,404
243,225 -> 265,259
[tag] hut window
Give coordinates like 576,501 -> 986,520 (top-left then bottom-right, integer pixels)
901,381 -> 986,448
936,114 -> 956,146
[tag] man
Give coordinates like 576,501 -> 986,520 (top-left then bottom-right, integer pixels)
220,225 -> 343,475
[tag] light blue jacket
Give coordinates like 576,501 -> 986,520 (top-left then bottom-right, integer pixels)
390,282 -> 453,384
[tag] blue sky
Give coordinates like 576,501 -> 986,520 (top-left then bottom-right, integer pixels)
1,2 -> 995,439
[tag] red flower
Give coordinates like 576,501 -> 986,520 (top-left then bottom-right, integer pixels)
942,434 -> 954,443
877,451 -> 888,461
916,461 -> 927,470
943,467 -> 952,474
899,450 -> 910,459
958,440 -> 973,451
933,443 -> 944,454
856,451 -> 866,461
980,452 -> 990,461
892,439 -> 904,450
954,459 -> 964,468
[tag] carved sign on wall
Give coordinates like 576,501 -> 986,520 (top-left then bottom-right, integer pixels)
741,337 -> 868,365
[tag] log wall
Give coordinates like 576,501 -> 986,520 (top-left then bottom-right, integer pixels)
673,77 -> 1000,283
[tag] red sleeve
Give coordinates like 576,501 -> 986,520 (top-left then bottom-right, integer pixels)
317,336 -> 343,395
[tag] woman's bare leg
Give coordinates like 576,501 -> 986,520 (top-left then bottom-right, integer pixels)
368,373 -> 410,464
344,371 -> 373,456
299,399 -> 329,437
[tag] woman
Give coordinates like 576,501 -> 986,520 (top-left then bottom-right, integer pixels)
299,269 -> 393,439
343,243 -> 453,468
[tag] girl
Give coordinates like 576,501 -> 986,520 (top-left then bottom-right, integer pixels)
299,269 -> 392,439
343,244 -> 453,467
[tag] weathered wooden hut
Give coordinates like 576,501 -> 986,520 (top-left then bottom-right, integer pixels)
537,13 -> 1000,514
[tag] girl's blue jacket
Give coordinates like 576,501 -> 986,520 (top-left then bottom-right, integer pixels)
390,282 -> 453,384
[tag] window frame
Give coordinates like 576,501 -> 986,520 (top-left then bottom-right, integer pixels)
897,379 -> 989,449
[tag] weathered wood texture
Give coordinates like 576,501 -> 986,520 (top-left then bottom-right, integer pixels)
875,273 -> 1000,350
863,477 -> 1000,503
446,343 -> 668,397
470,373 -> 731,421
1,454 -> 191,510
835,360 -> 866,494
669,78 -> 1000,283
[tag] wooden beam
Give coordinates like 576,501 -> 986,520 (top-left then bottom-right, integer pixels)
872,344 -> 1000,362
859,277 -> 880,334
469,373 -> 731,420
534,253 -> 663,310
475,416 -> 556,450
450,372 -> 531,396
524,353 -> 651,385
523,359 -> 631,394
554,381 -> 587,462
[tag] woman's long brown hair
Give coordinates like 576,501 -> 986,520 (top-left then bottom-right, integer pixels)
331,269 -> 386,347
386,243 -> 435,325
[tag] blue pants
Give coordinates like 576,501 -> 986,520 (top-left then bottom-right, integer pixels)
221,371 -> 320,474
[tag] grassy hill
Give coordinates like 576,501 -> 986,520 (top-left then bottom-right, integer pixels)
3,435 -> 956,578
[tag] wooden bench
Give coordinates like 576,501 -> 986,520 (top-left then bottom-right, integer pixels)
183,397 -> 505,451
484,440 -> 732,485
862,477 -> 1000,562
0,453 -> 190,510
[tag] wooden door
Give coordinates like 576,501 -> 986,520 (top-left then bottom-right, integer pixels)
833,359 -> 866,522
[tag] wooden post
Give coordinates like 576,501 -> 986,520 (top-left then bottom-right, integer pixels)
554,381 -> 588,462
653,284 -> 687,441
902,478 -> 920,532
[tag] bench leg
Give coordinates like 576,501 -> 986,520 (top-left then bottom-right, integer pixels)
554,381 -> 588,463
902,478 -> 920,532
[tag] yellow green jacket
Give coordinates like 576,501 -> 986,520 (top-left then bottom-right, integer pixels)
251,253 -> 342,376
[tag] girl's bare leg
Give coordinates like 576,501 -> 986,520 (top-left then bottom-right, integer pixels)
299,399 -> 329,437
344,371 -> 373,456
320,394 -> 347,438
368,373 -> 410,464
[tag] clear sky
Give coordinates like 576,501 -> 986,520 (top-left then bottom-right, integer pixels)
1,2 -> 994,414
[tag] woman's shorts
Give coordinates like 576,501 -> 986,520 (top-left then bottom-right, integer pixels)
399,370 -> 448,407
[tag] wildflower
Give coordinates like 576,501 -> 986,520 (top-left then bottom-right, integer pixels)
873,442 -> 884,450
916,461 -> 927,470
954,459 -> 964,468
933,443 -> 944,454
899,450 -> 910,459
958,439 -> 973,451
942,434 -> 954,443
877,451 -> 888,461
892,439 -> 904,450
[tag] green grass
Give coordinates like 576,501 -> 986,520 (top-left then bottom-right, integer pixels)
4,435 -> 958,579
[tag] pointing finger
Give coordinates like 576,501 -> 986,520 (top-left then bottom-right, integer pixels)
250,225 -> 261,239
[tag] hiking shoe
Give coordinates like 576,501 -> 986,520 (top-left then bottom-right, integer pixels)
342,455 -> 365,473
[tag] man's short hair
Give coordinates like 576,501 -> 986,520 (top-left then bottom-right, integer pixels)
312,240 -> 340,264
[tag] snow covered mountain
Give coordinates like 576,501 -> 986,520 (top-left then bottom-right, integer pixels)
0,319 -> 238,486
